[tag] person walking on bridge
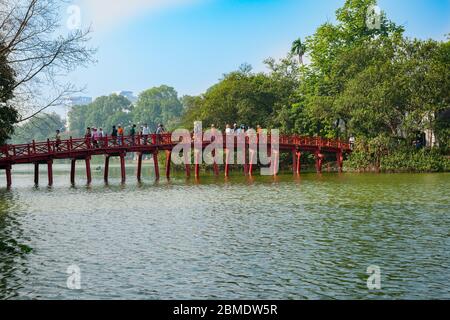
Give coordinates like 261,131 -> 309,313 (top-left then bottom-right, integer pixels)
156,123 -> 165,144
156,123 -> 165,134
98,128 -> 104,147
55,129 -> 62,152
92,128 -> 99,148
85,127 -> 92,147
142,124 -> 150,145
111,125 -> 118,146
117,125 -> 124,145
129,124 -> 137,145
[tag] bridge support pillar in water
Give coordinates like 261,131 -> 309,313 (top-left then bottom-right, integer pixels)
294,151 -> 301,174
213,160 -> 219,176
336,151 -> 343,173
85,157 -> 92,184
315,151 -> 324,174
224,148 -> 230,177
165,150 -> 172,179
47,160 -> 53,186
243,145 -> 248,176
34,163 -> 39,185
70,159 -> 76,184
153,151 -> 160,180
4,165 -> 12,188
248,149 -> 256,176
194,150 -> 200,178
136,153 -> 143,181
104,156 -> 110,182
182,149 -> 190,178
272,150 -> 279,176
120,153 -> 126,183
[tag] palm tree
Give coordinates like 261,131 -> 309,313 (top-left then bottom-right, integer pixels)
291,38 -> 306,65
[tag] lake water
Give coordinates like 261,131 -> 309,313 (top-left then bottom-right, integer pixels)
0,163 -> 449,299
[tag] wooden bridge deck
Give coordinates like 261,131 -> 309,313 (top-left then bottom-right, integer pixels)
0,133 -> 351,187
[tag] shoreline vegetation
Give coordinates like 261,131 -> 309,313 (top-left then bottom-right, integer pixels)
4,0 -> 449,174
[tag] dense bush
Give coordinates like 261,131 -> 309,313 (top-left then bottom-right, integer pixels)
346,147 -> 450,172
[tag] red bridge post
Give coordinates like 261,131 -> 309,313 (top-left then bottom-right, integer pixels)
47,160 -> 53,186
34,163 -> 39,185
185,163 -> 191,177
104,156 -> 110,182
194,150 -> 200,178
315,151 -> 324,174
120,153 -> 126,183
137,153 -> 143,181
292,149 -> 297,175
5,165 -> 12,188
248,148 -> 256,176
184,146 -> 191,177
243,144 -> 248,176
336,151 -> 343,173
70,159 -> 76,184
212,149 -> 219,176
273,150 -> 279,176
296,151 -> 301,174
153,151 -> 160,180
224,148 -> 230,177
165,150 -> 172,179
85,157 -> 92,184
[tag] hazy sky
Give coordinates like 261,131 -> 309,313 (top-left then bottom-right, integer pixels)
67,0 -> 450,99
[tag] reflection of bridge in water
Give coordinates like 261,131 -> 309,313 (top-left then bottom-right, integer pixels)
0,133 -> 351,187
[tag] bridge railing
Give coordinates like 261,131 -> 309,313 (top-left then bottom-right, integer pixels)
0,133 -> 350,162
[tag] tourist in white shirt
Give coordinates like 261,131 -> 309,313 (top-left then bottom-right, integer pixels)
142,124 -> 150,144
225,124 -> 233,135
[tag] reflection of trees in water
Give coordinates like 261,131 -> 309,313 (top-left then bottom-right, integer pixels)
0,191 -> 32,299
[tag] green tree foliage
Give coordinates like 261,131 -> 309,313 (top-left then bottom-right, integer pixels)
299,0 -> 449,170
291,38 -> 307,65
68,86 -> 184,135
133,85 -> 183,131
181,63 -> 299,130
10,113 -> 65,144
68,94 -> 132,135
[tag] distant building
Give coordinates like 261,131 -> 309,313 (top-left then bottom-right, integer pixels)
114,90 -> 137,103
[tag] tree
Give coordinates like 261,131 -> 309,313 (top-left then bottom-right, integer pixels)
10,112 -> 65,144
0,0 -> 95,143
133,85 -> 183,131
68,94 -> 132,135
180,65 -> 300,131
298,0 -> 449,170
0,45 -> 18,144
291,38 -> 306,65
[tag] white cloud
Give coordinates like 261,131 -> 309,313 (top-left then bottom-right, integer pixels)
78,0 -> 197,30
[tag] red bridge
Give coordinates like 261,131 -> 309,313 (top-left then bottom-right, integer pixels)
0,133 -> 351,187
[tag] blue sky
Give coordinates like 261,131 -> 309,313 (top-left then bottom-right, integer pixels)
68,0 -> 450,99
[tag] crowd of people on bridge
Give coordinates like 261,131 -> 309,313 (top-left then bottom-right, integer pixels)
54,122 -> 275,149
54,122 -> 352,150
56,123 -> 167,148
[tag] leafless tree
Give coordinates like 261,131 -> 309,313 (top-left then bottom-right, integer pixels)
0,0 -> 95,122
